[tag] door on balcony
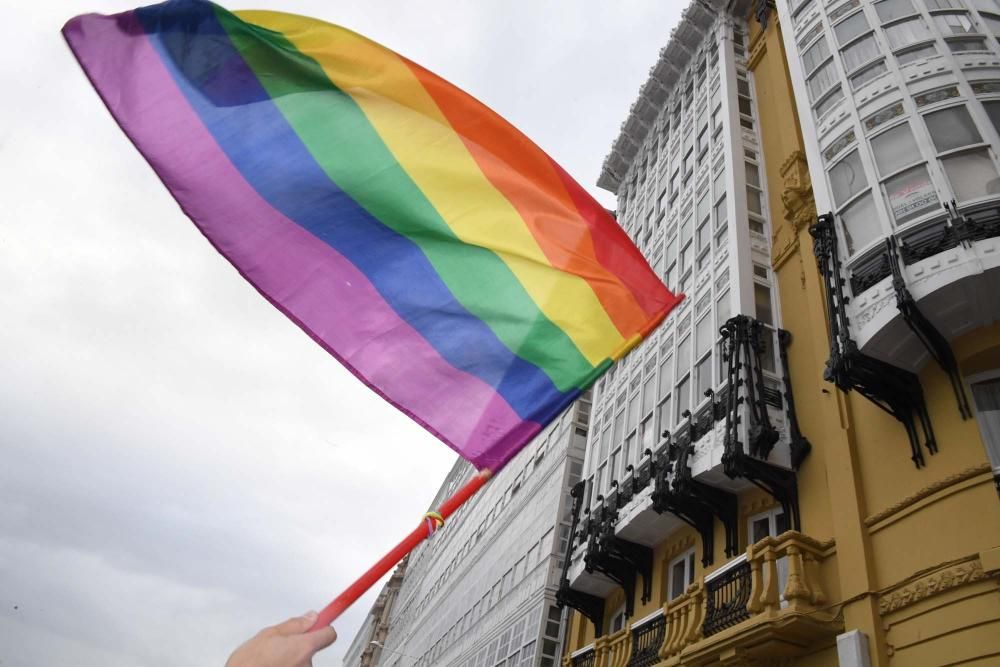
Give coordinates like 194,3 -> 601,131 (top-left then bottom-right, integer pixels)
668,548 -> 697,601
749,508 -> 790,607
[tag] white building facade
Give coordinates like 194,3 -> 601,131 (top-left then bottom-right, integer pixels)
559,0 -> 811,643
775,0 -> 1000,469
356,397 -> 591,667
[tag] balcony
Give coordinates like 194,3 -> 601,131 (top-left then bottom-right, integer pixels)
844,205 -> 1000,368
810,208 -> 1000,467
559,317 -> 810,630
562,532 -> 841,667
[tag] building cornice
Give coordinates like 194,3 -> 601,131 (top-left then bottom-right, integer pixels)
597,0 -> 754,194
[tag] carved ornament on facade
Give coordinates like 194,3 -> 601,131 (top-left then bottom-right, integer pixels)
878,558 -> 988,615
852,293 -> 894,330
779,151 -> 815,232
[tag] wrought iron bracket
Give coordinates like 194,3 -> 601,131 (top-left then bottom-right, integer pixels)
777,329 -> 812,469
556,587 -> 606,638
810,213 -> 937,468
556,481 -> 607,636
720,315 -> 780,462
886,238 -> 972,420
754,0 -> 776,28
652,430 -> 739,566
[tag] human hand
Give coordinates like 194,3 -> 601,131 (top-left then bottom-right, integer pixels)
225,611 -> 337,667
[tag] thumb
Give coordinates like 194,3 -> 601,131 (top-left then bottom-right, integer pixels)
271,611 -> 318,636
302,624 -> 337,652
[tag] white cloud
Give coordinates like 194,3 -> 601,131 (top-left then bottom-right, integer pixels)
0,1 -> 681,665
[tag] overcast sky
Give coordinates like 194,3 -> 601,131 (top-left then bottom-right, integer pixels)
0,2 -> 681,665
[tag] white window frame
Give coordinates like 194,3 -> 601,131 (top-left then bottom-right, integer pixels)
668,547 -> 697,600
967,369 -> 1000,478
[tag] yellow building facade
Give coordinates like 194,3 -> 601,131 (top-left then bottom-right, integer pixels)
559,2 -> 1000,666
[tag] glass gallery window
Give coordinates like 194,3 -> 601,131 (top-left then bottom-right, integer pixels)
882,13 -> 935,64
869,121 -> 938,224
923,104 -> 1000,201
828,148 -> 881,254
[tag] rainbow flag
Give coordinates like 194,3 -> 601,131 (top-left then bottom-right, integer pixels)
63,0 -> 681,471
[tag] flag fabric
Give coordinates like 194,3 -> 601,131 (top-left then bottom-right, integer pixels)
63,0 -> 681,471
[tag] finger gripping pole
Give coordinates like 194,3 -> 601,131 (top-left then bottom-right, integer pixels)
308,468 -> 492,632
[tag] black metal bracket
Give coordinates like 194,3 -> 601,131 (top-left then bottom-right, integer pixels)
720,315 -> 779,461
778,329 -> 812,469
886,238 -> 972,420
652,428 -> 739,566
718,314 -> 804,529
556,481 -> 606,636
582,497 -> 654,615
754,0 -> 776,28
810,213 -> 938,468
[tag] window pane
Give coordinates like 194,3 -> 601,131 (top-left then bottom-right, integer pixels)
747,187 -> 763,214
983,14 -> 1000,37
842,33 -> 881,72
851,60 -> 888,88
754,284 -> 773,325
984,101 -> 1000,137
830,150 -> 866,205
612,411 -> 624,448
947,37 -> 989,51
717,290 -> 732,325
677,334 -> 692,372
697,355 -> 713,399
808,60 -> 838,100
835,11 -> 870,44
658,397 -> 672,434
872,122 -> 921,175
840,192 -> 880,255
816,86 -> 845,118
935,13 -> 977,35
941,149 -> 1000,201
885,164 -> 939,223
696,314 -> 713,357
924,106 -> 982,152
802,35 -> 830,74
659,355 -> 674,397
671,560 -> 687,599
885,18 -> 931,50
896,43 -> 937,64
676,376 -> 691,422
875,0 -> 915,22
752,517 -> 770,543
642,375 -> 656,415
971,378 -> 1000,471
697,191 -> 710,222
746,162 -> 761,187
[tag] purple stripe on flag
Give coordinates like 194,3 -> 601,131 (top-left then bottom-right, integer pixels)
63,11 -> 540,469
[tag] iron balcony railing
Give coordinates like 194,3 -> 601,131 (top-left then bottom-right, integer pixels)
570,646 -> 595,667
629,613 -> 666,667
702,556 -> 752,637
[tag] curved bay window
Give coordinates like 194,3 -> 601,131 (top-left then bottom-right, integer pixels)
923,104 -> 1000,203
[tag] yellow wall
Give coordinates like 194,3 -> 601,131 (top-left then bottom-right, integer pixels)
562,8 -> 1000,666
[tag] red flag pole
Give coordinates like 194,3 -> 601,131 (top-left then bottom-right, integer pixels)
308,468 -> 493,631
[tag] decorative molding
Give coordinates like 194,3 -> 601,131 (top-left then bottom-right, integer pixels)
747,13 -> 769,71
878,558 -> 988,615
852,293 -> 893,330
865,463 -> 993,527
780,151 -> 815,232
